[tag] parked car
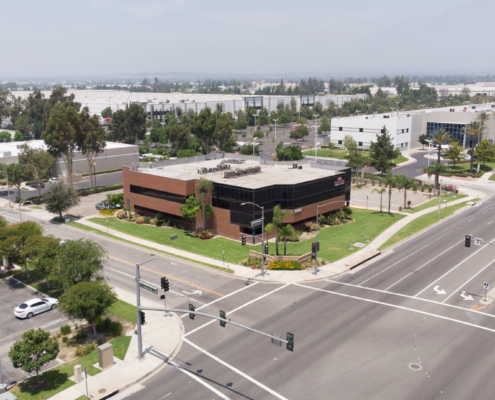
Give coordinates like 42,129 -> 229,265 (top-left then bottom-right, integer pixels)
14,298 -> 58,319
95,203 -> 108,210
49,177 -> 59,182
27,181 -> 45,188
21,200 -> 33,206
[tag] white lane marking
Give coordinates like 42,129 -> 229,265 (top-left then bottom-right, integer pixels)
483,210 -> 488,214
106,267 -> 206,305
0,212 -> 20,221
180,282 -> 259,319
295,283 -> 495,334
324,279 -> 495,318
169,361 -> 231,400
460,292 -> 474,301
442,258 -> 495,303
434,286 -> 446,295
384,240 -> 462,290
357,231 -> 452,286
39,317 -> 68,329
488,221 -> 493,225
184,284 -> 290,337
182,290 -> 202,295
468,218 -> 474,222
183,338 -> 288,400
414,237 -> 495,298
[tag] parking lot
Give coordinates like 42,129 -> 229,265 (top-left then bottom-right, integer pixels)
0,277 -> 68,386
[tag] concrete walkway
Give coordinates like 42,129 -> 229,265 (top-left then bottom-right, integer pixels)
77,186 -> 485,284
49,287 -> 183,400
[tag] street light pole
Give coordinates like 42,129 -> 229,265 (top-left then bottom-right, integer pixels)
273,119 -> 278,140
93,162 -> 97,187
314,199 -> 346,274
241,202 -> 265,274
438,179 -> 442,220
253,138 -> 258,155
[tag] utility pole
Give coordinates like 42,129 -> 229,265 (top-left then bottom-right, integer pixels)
438,179 -> 442,220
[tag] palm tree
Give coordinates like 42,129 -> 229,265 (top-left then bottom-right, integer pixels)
265,205 -> 293,255
278,224 -> 297,255
431,129 -> 451,165
196,179 -> 214,230
384,171 -> 396,214
395,174 -> 415,209
466,121 -> 481,173
476,111 -> 490,141
372,188 -> 386,216
425,162 -> 448,194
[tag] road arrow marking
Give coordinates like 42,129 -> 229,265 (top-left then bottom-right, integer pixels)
460,291 -> 474,300
434,286 -> 446,294
182,289 -> 202,295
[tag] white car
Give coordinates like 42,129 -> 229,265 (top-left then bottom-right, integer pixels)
14,298 -> 59,319
49,177 -> 59,182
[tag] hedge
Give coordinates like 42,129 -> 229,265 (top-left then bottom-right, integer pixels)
17,183 -> 124,204
81,168 -> 122,177
269,260 -> 303,270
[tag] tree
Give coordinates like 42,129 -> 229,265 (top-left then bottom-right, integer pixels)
0,131 -> 11,142
476,111 -> 490,141
0,221 -> 43,278
425,162 -> 448,194
107,105 -> 146,144
18,144 -> 56,197
191,107 -> 216,154
348,150 -> 367,185
13,130 -> 24,141
474,139 -> 495,165
43,103 -> 80,188
466,121 -> 481,173
395,174 -> 415,209
166,123 -> 190,154
290,125 -> 309,141
318,117 -> 330,135
372,188 -> 386,216
14,115 -> 32,139
196,179 -> 214,230
58,280 -> 116,335
384,171 -> 395,213
180,195 -> 201,229
24,235 -> 60,288
240,143 -> 259,156
253,130 -> 264,140
79,107 -> 106,188
431,129 -> 451,165
443,141 -> 465,167
43,180 -> 80,218
9,328 -> 59,388
214,113 -> 236,152
265,205 -> 293,256
149,120 -> 163,146
101,106 -> 113,119
53,239 -> 107,291
278,224 -> 296,256
369,126 -> 399,174
343,134 -> 357,151
418,134 -> 428,150
0,162 -> 28,202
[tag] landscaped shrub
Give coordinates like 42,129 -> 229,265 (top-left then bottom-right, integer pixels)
75,330 -> 88,343
143,216 -> 151,224
60,325 -> 71,335
97,337 -> 106,346
96,317 -> 112,332
269,260 -> 303,270
110,321 -> 123,337
343,207 -> 353,216
62,336 -> 68,343
116,210 -> 126,219
240,257 -> 262,268
136,216 -> 144,224
75,343 -> 96,357
199,229 -> 214,239
99,209 -> 115,215
150,218 -> 155,225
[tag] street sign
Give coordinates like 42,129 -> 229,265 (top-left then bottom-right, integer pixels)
475,237 -> 483,246
250,219 -> 263,228
484,282 -> 490,290
140,282 -> 158,294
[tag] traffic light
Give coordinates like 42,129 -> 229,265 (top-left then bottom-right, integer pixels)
161,277 -> 170,292
242,235 -> 246,246
312,243 -> 316,253
219,310 -> 226,327
140,311 -> 146,325
264,244 -> 269,254
189,304 -> 195,320
286,332 -> 294,352
465,235 -> 471,247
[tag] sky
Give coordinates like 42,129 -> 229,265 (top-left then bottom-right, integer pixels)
1,0 -> 494,80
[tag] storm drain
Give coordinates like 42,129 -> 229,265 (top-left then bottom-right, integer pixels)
408,363 -> 423,371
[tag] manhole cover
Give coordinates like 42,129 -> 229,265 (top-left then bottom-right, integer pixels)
408,363 -> 423,371
99,388 -> 107,394
150,254 -> 155,256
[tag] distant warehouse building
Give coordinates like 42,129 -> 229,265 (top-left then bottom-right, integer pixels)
0,140 -> 139,177
330,103 -> 495,151
123,155 -> 351,243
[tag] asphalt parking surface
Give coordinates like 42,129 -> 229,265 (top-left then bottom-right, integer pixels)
0,277 -> 67,386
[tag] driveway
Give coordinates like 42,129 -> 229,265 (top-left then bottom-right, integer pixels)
0,277 -> 68,386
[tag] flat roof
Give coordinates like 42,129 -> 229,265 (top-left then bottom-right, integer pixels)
134,158 -> 341,189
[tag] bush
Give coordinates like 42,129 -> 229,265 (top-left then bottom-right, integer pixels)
407,200 -> 412,207
139,146 -> 149,154
269,260 -> 303,270
75,330 -> 88,343
116,210 -> 126,219
150,218 -> 155,225
428,186 -> 433,193
399,206 -> 402,211
143,216 -> 151,224
60,325 -> 71,335
178,149 -> 196,158
110,321 -> 123,337
62,336 -> 68,343
78,183 -> 123,197
154,218 -> 162,226
96,337 -> 106,346
66,339 -> 76,347
136,217 -> 144,224
99,209 -> 115,215
343,207 -> 353,216
156,212 -> 165,221
96,317 -> 112,332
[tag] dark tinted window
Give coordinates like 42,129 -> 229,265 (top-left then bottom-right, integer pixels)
130,185 -> 187,204
19,303 -> 28,309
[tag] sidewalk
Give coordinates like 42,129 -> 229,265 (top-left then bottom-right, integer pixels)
76,187 -> 486,284
49,287 -> 183,400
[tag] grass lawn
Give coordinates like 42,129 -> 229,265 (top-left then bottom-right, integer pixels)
10,336 -> 130,400
403,194 -> 469,213
393,154 -> 409,164
379,201 -> 470,250
106,299 -> 137,323
490,173 -> 495,181
67,221 -> 234,273
304,150 -> 408,165
433,162 -> 495,177
88,209 -> 404,264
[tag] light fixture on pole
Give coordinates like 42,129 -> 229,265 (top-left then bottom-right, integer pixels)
252,137 -> 258,155
273,119 -> 278,140
241,202 -> 265,275
315,142 -> 320,164
93,162 -> 97,187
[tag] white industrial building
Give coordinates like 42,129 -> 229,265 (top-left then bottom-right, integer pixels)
330,103 -> 495,151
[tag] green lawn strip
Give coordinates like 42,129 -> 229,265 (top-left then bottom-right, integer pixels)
106,299 -> 137,323
10,336 -> 129,400
403,194 -> 468,213
427,162 -> 495,177
67,221 -> 234,274
490,173 -> 495,181
378,201 -> 470,251
304,150 -> 407,165
394,154 -> 409,164
110,336 -> 132,360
